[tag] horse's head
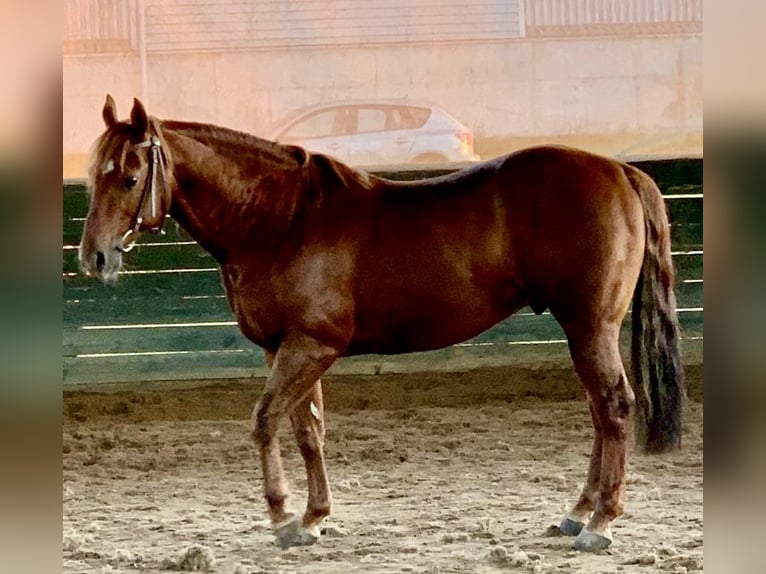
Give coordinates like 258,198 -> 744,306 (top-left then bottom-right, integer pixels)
79,95 -> 174,282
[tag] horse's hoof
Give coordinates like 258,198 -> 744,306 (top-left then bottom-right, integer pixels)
573,528 -> 612,552
559,516 -> 586,537
274,517 -> 320,549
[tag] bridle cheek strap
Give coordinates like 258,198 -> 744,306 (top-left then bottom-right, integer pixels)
121,135 -> 168,252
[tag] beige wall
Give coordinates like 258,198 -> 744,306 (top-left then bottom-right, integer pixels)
63,35 -> 702,177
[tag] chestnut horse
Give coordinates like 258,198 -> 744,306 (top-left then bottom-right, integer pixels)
79,96 -> 683,552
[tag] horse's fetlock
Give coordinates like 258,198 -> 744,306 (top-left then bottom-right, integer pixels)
265,491 -> 287,512
306,501 -> 332,523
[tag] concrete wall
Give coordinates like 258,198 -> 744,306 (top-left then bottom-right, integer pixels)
63,34 -> 702,176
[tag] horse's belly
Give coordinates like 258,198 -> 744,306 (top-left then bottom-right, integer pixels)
346,288 -> 526,356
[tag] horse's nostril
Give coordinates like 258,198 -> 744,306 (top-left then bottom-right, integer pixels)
96,251 -> 106,271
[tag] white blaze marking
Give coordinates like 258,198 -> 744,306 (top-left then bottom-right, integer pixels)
310,401 -> 320,419
102,159 -> 115,174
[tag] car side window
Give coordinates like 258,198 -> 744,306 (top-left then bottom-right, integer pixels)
386,108 -> 405,131
355,107 -> 388,134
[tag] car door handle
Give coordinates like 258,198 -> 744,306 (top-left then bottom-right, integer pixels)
328,143 -> 341,150
396,137 -> 412,144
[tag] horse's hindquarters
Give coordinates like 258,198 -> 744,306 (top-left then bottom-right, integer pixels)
501,150 -> 646,332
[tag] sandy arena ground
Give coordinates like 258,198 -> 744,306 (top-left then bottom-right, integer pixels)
63,365 -> 703,573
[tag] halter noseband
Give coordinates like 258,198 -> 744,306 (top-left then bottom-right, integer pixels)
120,135 -> 167,251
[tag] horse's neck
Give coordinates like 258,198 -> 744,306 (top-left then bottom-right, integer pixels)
161,132 -> 239,260
163,129 -> 303,262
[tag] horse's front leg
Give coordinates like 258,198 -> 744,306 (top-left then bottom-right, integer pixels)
252,335 -> 338,549
289,380 -> 332,537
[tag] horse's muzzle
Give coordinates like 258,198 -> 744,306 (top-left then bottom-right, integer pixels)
79,243 -> 123,284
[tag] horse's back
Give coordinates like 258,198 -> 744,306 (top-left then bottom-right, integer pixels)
347,146 -> 646,354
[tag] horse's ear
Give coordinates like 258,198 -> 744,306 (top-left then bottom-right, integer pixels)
102,94 -> 118,128
130,98 -> 149,136
285,144 -> 309,168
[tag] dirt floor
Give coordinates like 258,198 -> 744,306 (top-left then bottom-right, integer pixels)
63,365 -> 703,573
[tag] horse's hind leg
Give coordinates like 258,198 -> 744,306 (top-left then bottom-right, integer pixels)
288,380 -> 332,537
565,325 -> 635,552
559,400 -> 601,536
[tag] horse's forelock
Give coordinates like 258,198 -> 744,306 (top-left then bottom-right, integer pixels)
88,120 -> 170,188
87,125 -> 131,186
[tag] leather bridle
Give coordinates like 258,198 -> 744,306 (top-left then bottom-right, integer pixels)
120,135 -> 168,251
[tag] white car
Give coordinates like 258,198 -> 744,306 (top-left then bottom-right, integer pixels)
267,99 -> 480,166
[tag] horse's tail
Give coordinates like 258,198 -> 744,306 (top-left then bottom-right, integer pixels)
625,166 -> 685,453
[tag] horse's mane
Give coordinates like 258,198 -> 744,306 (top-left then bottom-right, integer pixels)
161,120 -> 298,167
160,119 -> 374,248
161,118 -> 371,187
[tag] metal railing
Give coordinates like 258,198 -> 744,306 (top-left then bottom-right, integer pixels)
63,0 -> 522,54
63,0 -> 702,55
64,0 -> 139,54
524,0 -> 702,36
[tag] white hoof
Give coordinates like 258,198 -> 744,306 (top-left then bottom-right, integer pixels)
573,528 -> 613,552
274,516 -> 321,549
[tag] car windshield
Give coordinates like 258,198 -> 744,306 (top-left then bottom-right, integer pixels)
269,106 -> 321,136
281,109 -> 341,139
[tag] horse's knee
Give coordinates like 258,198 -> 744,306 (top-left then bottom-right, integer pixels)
251,400 -> 273,447
299,441 -> 322,463
292,403 -> 325,456
294,425 -> 324,460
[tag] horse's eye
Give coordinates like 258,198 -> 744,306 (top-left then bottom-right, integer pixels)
124,176 -> 139,190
